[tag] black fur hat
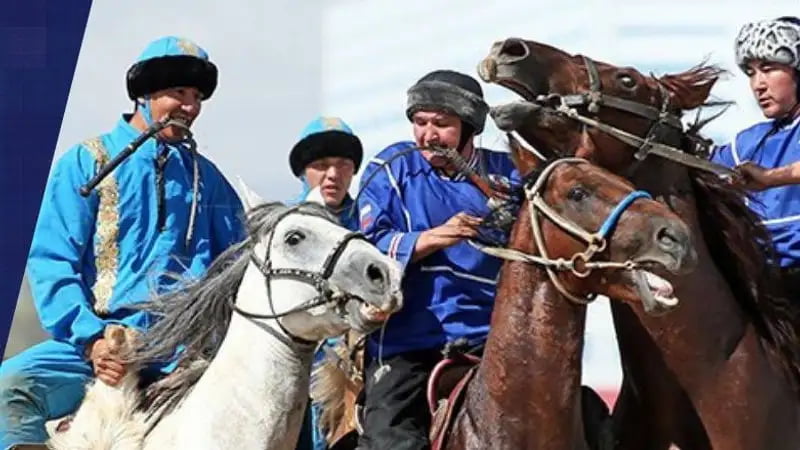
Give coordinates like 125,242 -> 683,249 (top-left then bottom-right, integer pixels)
126,36 -> 218,100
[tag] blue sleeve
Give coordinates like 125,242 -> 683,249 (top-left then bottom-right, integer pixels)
27,144 -> 107,354
209,167 -> 246,258
357,159 -> 421,270
709,142 -> 736,168
509,167 -> 523,188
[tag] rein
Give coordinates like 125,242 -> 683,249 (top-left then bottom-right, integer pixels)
472,158 -> 651,305
79,117 -> 197,196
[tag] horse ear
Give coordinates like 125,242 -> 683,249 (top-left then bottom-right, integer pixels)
507,132 -> 542,176
236,176 -> 266,211
304,186 -> 325,206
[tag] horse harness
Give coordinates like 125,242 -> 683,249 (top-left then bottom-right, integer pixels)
529,55 -> 733,178
227,205 -> 369,346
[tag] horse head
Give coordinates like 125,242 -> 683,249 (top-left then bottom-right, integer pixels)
503,144 -> 697,315
478,38 -> 726,176
235,179 -> 403,343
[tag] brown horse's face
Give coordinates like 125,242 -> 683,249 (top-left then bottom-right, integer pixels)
478,38 -> 718,174
525,158 -> 697,314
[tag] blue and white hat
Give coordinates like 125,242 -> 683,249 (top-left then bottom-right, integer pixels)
126,36 -> 218,100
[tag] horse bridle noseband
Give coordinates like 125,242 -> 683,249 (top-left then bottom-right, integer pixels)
472,158 -> 652,305
528,56 -> 733,178
228,206 -> 369,346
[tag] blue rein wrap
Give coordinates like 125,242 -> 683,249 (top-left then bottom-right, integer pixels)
597,190 -> 652,239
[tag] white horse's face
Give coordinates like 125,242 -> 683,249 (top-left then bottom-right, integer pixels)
255,211 -> 403,342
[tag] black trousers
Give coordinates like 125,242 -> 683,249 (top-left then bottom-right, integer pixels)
781,266 -> 800,293
356,348 -> 442,450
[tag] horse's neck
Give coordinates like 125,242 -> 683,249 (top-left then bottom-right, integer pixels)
149,265 -> 314,450
465,261 -> 586,449
621,163 -> 750,385
610,155 -> 800,449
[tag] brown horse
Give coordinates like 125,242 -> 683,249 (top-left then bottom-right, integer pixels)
444,150 -> 696,450
478,38 -> 800,449
314,151 -> 696,450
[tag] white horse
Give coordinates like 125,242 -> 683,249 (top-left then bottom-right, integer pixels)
48,186 -> 403,450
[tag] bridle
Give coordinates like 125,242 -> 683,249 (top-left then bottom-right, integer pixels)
521,56 -> 733,178
227,206 -> 369,346
472,158 -> 652,305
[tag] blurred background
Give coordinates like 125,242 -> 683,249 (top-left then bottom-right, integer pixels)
6,0 -> 796,404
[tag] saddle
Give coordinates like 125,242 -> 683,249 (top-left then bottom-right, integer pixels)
425,359 -> 614,450
337,339 -> 483,450
427,343 -> 482,450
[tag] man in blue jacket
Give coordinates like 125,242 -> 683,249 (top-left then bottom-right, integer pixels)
0,36 -> 244,449
355,70 -> 519,450
711,16 -> 800,284
288,116 -> 364,450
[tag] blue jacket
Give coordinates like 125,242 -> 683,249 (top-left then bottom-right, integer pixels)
357,141 -> 520,357
711,116 -> 800,267
27,116 -> 245,355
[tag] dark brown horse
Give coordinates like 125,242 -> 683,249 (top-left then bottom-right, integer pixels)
444,151 -> 696,449
478,38 -> 800,449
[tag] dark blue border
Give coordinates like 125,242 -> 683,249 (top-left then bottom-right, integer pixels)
0,0 -> 92,357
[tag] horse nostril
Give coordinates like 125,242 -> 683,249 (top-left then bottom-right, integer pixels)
366,263 -> 386,288
656,227 -> 679,250
498,38 -> 529,62
655,225 -> 690,261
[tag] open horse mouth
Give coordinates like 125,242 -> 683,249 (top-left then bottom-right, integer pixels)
358,301 -> 393,322
625,264 -> 679,316
341,292 -> 401,332
478,57 -> 538,101
497,79 -> 537,102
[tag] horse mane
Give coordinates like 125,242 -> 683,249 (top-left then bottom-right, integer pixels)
690,172 -> 800,393
655,63 -> 728,110
126,201 -> 336,419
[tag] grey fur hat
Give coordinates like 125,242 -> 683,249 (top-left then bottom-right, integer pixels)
735,17 -> 800,72
406,70 -> 490,134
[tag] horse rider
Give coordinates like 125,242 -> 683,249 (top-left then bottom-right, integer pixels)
711,16 -> 800,288
354,69 -> 520,450
0,36 -> 244,450
287,116 -> 364,450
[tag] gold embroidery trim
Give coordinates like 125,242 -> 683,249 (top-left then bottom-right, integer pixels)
84,137 -> 119,315
176,38 -> 201,57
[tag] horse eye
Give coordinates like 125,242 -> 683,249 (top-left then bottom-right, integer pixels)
284,230 -> 306,246
617,74 -> 637,89
567,186 -> 590,202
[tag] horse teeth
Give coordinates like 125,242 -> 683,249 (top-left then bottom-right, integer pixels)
359,304 -> 389,322
644,271 -> 674,297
